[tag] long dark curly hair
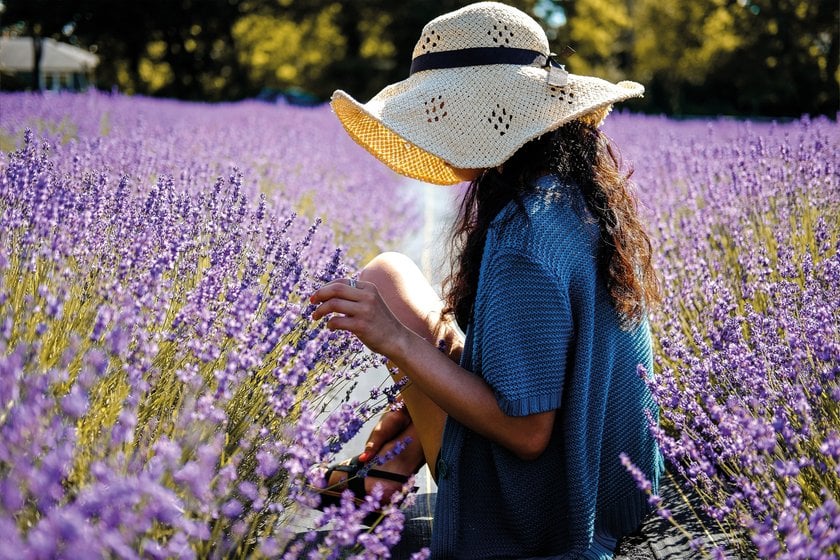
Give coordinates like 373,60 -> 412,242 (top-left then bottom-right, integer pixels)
442,119 -> 660,330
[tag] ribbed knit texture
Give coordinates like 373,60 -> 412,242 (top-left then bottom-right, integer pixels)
431,175 -> 663,559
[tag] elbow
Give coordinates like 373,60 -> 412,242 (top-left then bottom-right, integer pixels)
515,448 -> 544,462
511,431 -> 551,461
507,411 -> 555,460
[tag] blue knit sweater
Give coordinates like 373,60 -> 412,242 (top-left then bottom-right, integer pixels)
430,175 -> 663,559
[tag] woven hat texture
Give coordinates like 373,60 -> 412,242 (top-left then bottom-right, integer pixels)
331,1 -> 644,185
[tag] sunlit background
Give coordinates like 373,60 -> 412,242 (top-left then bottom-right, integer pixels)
0,0 -> 837,116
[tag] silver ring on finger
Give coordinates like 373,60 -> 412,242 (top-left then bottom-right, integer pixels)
348,277 -> 357,289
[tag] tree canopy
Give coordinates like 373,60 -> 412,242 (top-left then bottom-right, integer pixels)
1,0 -> 836,116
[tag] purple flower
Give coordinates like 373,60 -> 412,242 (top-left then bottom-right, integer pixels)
8,93 -> 837,558
604,113 -> 840,557
221,499 -> 244,519
256,449 -> 280,478
60,385 -> 89,419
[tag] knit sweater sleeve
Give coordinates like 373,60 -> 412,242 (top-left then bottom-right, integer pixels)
473,247 -> 573,417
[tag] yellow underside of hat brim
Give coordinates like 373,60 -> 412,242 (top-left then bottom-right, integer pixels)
332,92 -> 463,185
331,69 -> 643,186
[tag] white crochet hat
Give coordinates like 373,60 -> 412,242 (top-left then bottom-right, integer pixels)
331,1 -> 644,185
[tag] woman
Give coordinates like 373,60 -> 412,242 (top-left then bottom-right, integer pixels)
310,2 -> 663,558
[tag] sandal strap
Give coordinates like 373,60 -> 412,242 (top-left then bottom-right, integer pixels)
330,463 -> 359,475
327,456 -> 411,484
313,454 -> 419,519
346,473 -> 367,499
329,455 -> 365,475
365,468 -> 410,484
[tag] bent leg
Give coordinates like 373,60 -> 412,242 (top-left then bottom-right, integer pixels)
358,252 -> 463,481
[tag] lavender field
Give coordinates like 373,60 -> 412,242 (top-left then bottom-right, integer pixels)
0,92 -> 838,559
606,115 -> 840,558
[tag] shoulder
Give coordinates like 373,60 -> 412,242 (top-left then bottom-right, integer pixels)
487,175 -> 600,269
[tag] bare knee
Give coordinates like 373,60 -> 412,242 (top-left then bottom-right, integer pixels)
358,252 -> 420,290
358,252 -> 442,340
358,252 -> 423,313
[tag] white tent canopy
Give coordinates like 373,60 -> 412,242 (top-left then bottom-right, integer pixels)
0,37 -> 98,72
0,37 -> 98,90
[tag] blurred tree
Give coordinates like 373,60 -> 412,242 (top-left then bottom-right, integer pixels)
74,0 -> 252,100
233,1 -> 377,100
560,0 -> 633,83
246,0 -> 537,102
715,0 -> 838,116
565,0 -> 839,115
632,0 -> 746,114
2,0 -> 252,100
233,8 -> 339,99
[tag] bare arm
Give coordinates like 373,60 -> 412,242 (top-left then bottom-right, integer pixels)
391,326 -> 554,460
311,281 -> 555,460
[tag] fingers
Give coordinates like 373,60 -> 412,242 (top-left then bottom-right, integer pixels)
310,278 -> 365,305
361,418 -> 396,463
310,278 -> 381,328
308,277 -> 403,356
359,411 -> 412,463
310,298 -> 360,322
358,441 -> 379,463
324,315 -> 355,332
310,278 -> 364,322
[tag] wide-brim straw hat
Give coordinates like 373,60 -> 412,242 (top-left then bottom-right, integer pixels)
331,1 -> 644,185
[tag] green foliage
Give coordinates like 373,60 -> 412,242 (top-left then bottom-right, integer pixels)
632,0 -> 837,115
232,6 -> 346,98
1,0 -> 835,115
632,0 -> 743,105
549,0 -> 837,115
563,0 -> 632,83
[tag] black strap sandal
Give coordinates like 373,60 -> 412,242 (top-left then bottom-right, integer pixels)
314,455 -> 416,525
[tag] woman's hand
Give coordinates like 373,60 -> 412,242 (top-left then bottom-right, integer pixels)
312,278 -> 555,461
310,278 -> 410,359
358,405 -> 412,463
